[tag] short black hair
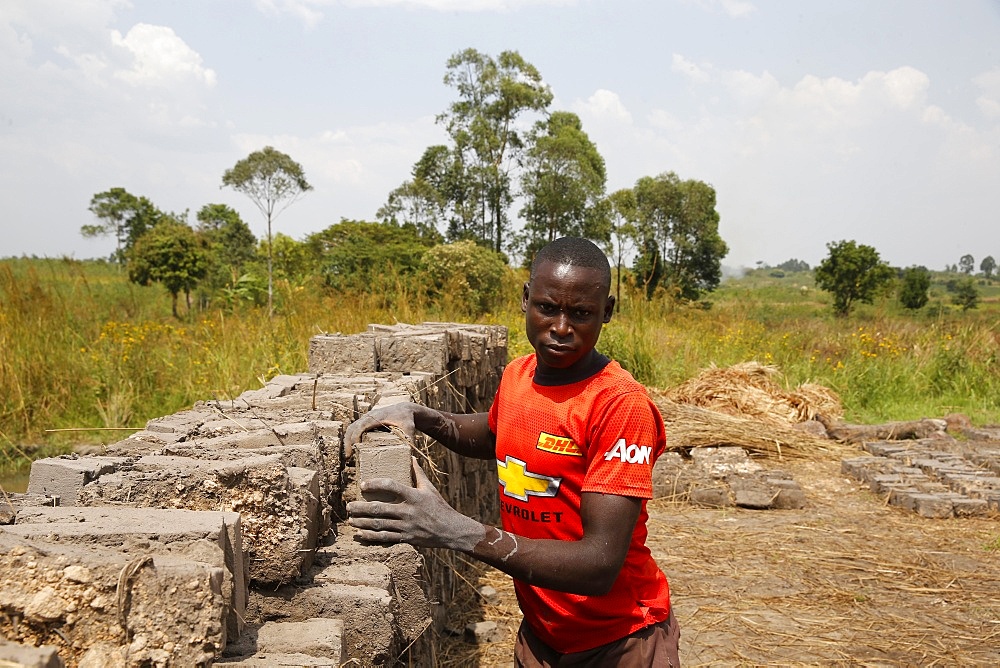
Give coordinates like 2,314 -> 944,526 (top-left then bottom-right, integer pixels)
530,237 -> 611,289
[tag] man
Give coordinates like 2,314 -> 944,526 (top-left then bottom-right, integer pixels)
346,237 -> 679,666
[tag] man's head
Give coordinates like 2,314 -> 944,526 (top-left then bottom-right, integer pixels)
522,237 -> 615,376
529,236 -> 612,290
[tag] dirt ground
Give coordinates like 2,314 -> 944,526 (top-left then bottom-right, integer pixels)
440,450 -> 1000,667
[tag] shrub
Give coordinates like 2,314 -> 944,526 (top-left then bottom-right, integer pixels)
422,241 -> 509,316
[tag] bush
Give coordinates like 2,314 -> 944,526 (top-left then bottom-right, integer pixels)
422,241 -> 509,316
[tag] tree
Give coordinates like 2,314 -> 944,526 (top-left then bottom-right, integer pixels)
980,255 -> 996,279
814,240 -> 895,316
378,178 -> 448,241
776,258 -> 810,272
632,236 -> 664,300
959,254 -> 975,275
518,111 -> 608,258
438,48 -> 553,253
222,146 -> 312,314
606,188 -> 638,310
196,203 -> 257,291
951,278 -> 979,311
82,188 -> 164,263
898,266 -> 931,310
127,219 -> 208,318
633,172 -> 728,301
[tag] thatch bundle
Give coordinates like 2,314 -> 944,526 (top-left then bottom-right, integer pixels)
651,362 -> 846,458
659,362 -> 843,425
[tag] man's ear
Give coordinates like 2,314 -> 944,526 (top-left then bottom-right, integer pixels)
521,282 -> 530,313
603,295 -> 615,323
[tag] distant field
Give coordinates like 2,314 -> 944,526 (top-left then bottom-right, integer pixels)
2,257 -> 998,483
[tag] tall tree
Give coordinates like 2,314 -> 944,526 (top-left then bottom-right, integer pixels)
222,146 -> 312,314
438,48 -> 553,253
518,111 -> 608,258
82,188 -> 164,263
378,178 -> 448,240
127,219 -> 208,318
606,188 -> 638,310
898,266 -> 931,310
959,254 -> 975,274
195,203 -> 257,292
633,172 -> 728,301
980,255 -> 996,279
814,240 -> 895,316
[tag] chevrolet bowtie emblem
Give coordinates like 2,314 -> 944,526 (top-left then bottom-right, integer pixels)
497,455 -> 561,502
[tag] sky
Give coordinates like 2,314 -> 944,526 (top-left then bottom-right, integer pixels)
2,0 -> 999,272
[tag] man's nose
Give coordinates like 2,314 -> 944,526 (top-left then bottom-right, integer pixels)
551,312 -> 572,337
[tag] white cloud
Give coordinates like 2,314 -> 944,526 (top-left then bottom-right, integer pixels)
974,68 -> 1000,120
689,0 -> 756,19
250,0 -> 576,26
672,53 -> 711,84
572,89 -> 632,124
252,0 -> 325,29
111,23 -> 216,88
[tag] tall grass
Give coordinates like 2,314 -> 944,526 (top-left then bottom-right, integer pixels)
2,259 -> 999,480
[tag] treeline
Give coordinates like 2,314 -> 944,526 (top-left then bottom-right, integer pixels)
81,48 -> 731,317
760,243 -> 992,317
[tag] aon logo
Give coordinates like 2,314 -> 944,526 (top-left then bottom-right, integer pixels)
604,438 -> 651,465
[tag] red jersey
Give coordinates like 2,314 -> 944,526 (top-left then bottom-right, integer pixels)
487,354 -> 671,654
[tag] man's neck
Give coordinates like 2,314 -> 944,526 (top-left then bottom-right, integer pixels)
533,350 -> 610,386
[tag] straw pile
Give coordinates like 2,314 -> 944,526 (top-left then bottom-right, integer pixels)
660,362 -> 843,424
651,362 -> 846,459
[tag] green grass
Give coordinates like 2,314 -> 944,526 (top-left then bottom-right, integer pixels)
2,258 -> 999,482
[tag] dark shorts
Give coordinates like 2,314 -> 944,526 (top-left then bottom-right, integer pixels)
514,612 -> 681,668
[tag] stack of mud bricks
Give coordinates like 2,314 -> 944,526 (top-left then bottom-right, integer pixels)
0,322 -> 507,667
651,446 -> 808,509
841,426 -> 1000,518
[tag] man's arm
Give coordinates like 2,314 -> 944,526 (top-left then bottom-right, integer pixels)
343,401 -> 496,460
347,459 -> 639,596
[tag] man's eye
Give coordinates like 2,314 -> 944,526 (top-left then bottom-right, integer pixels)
574,310 -> 591,318
538,303 -> 557,313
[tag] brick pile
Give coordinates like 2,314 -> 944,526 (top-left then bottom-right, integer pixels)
0,322 -> 507,667
841,433 -> 1000,518
652,446 -> 808,510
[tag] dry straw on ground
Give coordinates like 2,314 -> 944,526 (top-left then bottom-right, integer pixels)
651,361 -> 847,459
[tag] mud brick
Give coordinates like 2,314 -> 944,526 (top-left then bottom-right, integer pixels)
309,333 -> 378,374
951,498 -> 989,517
768,479 -> 807,510
841,457 -> 885,482
909,493 -> 954,518
26,456 -> 125,506
357,436 -> 413,503
864,442 -> 909,457
376,333 -> 449,375
870,474 -> 905,494
887,487 -> 920,511
0,640 -> 62,668
465,620 -> 502,644
688,485 -> 732,508
256,618 -> 346,662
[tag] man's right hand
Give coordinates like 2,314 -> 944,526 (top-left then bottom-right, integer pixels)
343,401 -> 421,459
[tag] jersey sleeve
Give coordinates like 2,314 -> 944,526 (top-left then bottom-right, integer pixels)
581,390 -> 666,499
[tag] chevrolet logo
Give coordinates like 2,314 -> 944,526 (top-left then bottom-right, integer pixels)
497,455 -> 561,502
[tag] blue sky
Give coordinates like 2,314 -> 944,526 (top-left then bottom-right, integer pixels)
2,0 -> 999,271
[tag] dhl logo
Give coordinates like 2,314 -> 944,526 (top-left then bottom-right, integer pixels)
535,432 -> 583,457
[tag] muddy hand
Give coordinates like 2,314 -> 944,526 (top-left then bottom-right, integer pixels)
343,402 -> 419,459
347,458 -> 483,550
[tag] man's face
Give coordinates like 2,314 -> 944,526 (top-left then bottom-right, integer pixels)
522,260 -> 614,373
